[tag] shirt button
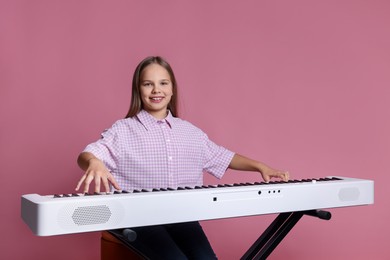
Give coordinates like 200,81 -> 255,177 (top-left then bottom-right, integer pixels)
168,156 -> 173,160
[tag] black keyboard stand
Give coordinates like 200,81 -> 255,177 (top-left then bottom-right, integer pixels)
107,209 -> 331,260
241,210 -> 332,260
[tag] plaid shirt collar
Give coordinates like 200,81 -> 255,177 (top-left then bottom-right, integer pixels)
136,109 -> 174,130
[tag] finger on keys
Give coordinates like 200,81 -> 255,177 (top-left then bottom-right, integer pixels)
282,171 -> 289,181
286,171 -> 290,181
109,175 -> 121,191
83,174 -> 94,194
102,175 -> 110,193
94,176 -> 101,193
75,175 -> 87,191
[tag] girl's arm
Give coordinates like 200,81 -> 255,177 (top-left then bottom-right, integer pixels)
228,153 -> 289,182
75,152 -> 121,193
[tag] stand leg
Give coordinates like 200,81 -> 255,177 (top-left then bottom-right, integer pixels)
241,210 -> 331,260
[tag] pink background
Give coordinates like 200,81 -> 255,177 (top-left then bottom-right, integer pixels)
1,0 -> 389,259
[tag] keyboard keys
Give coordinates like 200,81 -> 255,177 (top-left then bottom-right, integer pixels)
50,177 -> 343,198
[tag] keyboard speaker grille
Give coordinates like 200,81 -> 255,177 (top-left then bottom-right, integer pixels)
72,205 -> 112,226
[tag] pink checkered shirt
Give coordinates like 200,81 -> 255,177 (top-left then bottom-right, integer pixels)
83,110 -> 235,191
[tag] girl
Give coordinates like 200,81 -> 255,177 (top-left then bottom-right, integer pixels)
76,56 -> 289,259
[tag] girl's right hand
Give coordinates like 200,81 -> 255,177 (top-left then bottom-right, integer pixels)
75,157 -> 121,193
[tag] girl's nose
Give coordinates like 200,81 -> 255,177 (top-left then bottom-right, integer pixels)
152,85 -> 161,93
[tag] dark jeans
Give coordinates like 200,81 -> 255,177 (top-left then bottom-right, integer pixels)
129,221 -> 217,260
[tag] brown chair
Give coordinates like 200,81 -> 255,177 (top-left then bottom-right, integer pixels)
101,231 -> 146,260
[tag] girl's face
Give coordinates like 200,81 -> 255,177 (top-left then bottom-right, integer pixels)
140,63 -> 173,119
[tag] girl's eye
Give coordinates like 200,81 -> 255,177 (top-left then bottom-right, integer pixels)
143,82 -> 152,87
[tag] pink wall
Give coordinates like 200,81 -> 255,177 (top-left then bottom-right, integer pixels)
1,0 -> 389,259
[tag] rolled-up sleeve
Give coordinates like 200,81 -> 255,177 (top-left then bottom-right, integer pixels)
83,125 -> 121,173
202,136 -> 235,179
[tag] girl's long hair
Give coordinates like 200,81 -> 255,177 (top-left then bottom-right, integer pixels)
125,56 -> 178,118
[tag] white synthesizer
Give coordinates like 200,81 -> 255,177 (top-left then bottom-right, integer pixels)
21,176 -> 374,236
